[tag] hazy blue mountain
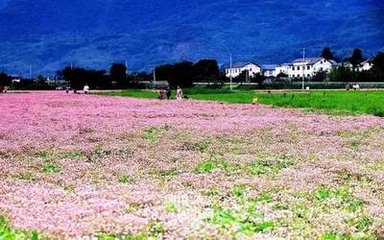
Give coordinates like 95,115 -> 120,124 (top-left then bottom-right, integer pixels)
0,0 -> 383,76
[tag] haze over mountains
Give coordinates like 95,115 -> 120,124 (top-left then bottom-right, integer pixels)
0,0 -> 383,76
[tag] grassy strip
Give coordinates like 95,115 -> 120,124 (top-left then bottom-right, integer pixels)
99,89 -> 159,99
100,87 -> 384,116
254,91 -> 384,117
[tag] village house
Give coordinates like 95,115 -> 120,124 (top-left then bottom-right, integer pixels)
225,62 -> 261,78
358,59 -> 373,72
262,65 -> 277,78
343,59 -> 373,72
274,63 -> 291,77
287,57 -> 336,78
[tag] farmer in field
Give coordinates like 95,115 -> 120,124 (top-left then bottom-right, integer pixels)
166,87 -> 171,100
176,86 -> 184,100
158,88 -> 166,100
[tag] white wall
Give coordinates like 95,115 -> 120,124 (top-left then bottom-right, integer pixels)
225,63 -> 261,78
275,65 -> 290,77
288,59 -> 333,78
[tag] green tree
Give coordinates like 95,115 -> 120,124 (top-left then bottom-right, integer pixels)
251,73 -> 266,88
62,67 -> 109,90
35,75 -> 47,86
321,47 -> 334,60
329,66 -> 356,82
233,70 -> 249,83
172,61 -> 194,88
0,72 -> 11,86
312,70 -> 328,82
194,59 -> 219,82
372,52 -> 384,73
156,62 -> 194,88
350,48 -> 363,71
110,63 -> 127,88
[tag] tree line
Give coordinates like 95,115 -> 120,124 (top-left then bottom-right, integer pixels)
1,49 -> 384,90
319,48 -> 384,82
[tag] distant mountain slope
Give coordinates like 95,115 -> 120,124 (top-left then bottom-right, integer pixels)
0,0 -> 383,76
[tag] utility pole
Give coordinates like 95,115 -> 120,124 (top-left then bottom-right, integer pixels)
153,66 -> 156,89
302,48 -> 305,90
230,54 -> 233,91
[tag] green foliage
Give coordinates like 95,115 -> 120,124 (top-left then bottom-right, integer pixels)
118,175 -> 132,184
194,59 -> 220,82
97,220 -> 165,240
110,63 -> 127,88
348,216 -> 373,232
372,52 -> 384,73
248,155 -> 294,175
0,72 -> 12,87
14,172 -> 35,181
62,66 -> 110,90
210,206 -> 274,236
194,159 -> 238,174
142,125 -> 170,141
0,216 -> 41,240
312,69 -> 328,82
232,185 -> 246,197
127,203 -> 141,213
194,160 -> 216,173
164,202 -> 179,214
202,187 -> 221,197
253,192 -> 273,203
350,48 -> 363,70
182,140 -> 209,152
321,47 -> 334,60
41,162 -> 60,174
320,232 -> 351,240
34,151 -> 53,160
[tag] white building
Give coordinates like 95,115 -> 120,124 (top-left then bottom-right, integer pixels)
225,62 -> 262,78
275,63 -> 291,77
262,65 -> 277,78
358,60 -> 373,71
288,58 -> 335,78
343,60 -> 373,72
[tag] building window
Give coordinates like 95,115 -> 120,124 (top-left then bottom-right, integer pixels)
307,66 -> 310,70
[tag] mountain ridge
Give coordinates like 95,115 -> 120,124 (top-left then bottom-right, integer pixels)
0,0 -> 383,76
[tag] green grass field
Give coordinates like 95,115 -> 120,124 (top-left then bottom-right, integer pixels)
100,88 -> 384,116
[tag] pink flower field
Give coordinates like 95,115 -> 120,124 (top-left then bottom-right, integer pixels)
1,91 -> 384,239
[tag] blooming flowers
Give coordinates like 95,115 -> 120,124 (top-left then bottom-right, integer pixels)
0,91 -> 383,239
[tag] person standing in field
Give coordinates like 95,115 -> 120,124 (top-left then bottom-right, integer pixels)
166,86 -> 171,100
83,84 -> 89,94
176,86 -> 183,100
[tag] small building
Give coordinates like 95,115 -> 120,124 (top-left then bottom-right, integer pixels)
261,64 -> 277,78
225,62 -> 262,78
275,63 -> 291,77
288,58 -> 335,78
358,60 -> 373,72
